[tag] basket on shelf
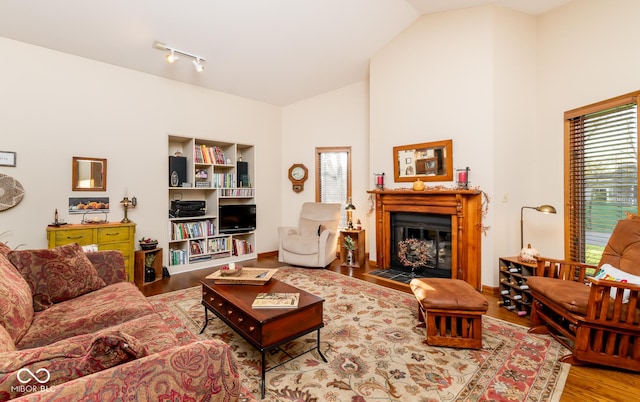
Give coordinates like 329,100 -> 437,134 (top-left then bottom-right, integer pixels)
139,238 -> 158,250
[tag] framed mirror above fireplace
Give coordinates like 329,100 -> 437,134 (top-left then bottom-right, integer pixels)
393,139 -> 453,183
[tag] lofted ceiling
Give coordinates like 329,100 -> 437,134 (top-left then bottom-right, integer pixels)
0,0 -> 570,106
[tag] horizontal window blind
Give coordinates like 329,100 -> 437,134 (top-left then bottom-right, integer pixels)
317,148 -> 350,228
567,100 -> 638,263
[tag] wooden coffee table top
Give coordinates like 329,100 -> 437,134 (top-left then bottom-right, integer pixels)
201,277 -> 324,323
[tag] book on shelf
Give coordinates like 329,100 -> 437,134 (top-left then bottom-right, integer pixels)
251,293 -> 300,309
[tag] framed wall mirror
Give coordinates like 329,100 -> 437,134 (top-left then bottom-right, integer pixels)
393,139 -> 453,182
72,156 -> 107,191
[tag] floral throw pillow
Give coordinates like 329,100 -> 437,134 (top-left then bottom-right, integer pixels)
0,330 -> 147,400
8,243 -> 106,311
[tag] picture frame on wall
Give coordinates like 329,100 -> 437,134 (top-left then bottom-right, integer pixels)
0,151 -> 16,167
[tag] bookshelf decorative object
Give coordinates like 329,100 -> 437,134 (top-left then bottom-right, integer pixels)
168,135 -> 256,272
498,256 -> 537,316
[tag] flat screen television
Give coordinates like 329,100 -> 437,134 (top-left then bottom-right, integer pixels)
218,204 -> 256,234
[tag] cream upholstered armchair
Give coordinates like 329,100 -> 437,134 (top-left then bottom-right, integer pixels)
278,202 -> 341,268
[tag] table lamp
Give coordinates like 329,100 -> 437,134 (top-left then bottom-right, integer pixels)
345,198 -> 356,229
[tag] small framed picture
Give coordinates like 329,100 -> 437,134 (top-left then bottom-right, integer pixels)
0,151 -> 16,167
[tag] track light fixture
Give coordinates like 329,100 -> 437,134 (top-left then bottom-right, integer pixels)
193,58 -> 205,72
153,41 -> 205,72
165,49 -> 178,64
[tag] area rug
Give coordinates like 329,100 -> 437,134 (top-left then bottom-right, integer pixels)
147,267 -> 570,402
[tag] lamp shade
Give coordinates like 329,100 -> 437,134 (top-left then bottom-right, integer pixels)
536,205 -> 556,214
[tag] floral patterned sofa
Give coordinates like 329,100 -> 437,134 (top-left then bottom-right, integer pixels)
0,242 -> 255,401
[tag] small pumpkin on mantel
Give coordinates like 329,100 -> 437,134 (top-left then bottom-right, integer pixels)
412,179 -> 425,191
519,243 -> 540,263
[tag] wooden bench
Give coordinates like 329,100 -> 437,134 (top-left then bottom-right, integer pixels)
410,278 -> 488,349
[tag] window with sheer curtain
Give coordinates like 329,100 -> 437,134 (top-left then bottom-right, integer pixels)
565,92 -> 639,264
315,147 -> 351,228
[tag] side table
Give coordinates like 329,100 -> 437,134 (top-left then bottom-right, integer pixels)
339,229 -> 366,267
134,248 -> 163,291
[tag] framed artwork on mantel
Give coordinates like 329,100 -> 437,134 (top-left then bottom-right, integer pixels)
393,139 -> 453,183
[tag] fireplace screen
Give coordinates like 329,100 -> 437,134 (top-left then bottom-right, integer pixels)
391,212 -> 452,278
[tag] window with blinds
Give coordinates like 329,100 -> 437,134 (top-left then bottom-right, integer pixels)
565,92 -> 639,264
315,147 -> 351,228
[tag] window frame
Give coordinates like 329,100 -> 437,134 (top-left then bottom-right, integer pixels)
564,90 -> 640,262
315,147 -> 352,227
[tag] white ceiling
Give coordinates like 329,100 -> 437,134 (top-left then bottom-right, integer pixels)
0,0 -> 571,106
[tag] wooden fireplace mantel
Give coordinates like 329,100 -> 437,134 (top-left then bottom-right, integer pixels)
367,189 -> 483,289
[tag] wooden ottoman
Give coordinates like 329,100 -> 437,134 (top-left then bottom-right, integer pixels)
409,278 -> 489,349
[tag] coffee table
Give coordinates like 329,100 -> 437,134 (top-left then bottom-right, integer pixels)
200,277 -> 326,398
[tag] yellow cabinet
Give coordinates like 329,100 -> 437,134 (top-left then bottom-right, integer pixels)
46,222 -> 136,281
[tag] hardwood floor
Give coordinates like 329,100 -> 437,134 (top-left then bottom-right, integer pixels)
143,255 -> 639,402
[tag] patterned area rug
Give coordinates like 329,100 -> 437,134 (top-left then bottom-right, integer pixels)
148,267 -> 570,402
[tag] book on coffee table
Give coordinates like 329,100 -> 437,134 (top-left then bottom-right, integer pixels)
251,292 -> 300,309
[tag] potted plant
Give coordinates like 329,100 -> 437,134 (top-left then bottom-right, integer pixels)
144,253 -> 157,282
343,235 -> 356,265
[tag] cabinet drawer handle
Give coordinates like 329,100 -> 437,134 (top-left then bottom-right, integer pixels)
248,326 -> 255,332
217,302 -> 223,307
105,232 -> 120,236
227,310 -> 233,315
237,317 -> 244,323
66,236 -> 83,239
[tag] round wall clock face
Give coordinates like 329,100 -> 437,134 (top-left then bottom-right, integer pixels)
291,167 -> 305,180
288,163 -> 308,192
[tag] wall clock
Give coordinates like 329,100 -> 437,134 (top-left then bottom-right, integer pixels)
288,163 -> 308,193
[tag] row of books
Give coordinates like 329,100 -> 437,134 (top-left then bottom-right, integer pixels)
207,237 -> 231,253
211,173 -> 237,188
171,221 -> 216,240
169,239 -> 254,265
194,145 -> 227,165
188,239 -> 232,256
219,188 -> 255,197
233,238 -> 254,256
169,249 -> 188,266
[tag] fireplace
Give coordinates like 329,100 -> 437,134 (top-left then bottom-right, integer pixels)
391,212 -> 452,278
368,189 -> 483,289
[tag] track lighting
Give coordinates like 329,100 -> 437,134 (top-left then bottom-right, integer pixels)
165,49 -> 178,64
153,41 -> 206,72
193,58 -> 205,72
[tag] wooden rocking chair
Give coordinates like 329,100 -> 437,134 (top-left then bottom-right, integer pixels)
526,218 -> 640,372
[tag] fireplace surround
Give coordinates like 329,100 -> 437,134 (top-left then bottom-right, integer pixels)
368,189 -> 483,289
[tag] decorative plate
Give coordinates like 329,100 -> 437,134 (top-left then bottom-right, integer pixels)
0,174 -> 24,212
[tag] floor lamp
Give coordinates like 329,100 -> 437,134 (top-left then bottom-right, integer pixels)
520,204 -> 556,249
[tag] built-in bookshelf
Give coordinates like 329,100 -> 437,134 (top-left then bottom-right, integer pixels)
168,135 -> 256,272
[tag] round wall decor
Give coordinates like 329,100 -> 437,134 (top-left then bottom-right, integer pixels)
0,174 -> 25,211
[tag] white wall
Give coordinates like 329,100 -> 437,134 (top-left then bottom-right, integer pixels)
370,7 -> 498,285
535,0 -> 640,258
281,81 -> 370,245
0,37 -> 282,271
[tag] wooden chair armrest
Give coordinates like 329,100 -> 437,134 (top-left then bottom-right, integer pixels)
585,277 -> 640,326
535,256 -> 598,283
